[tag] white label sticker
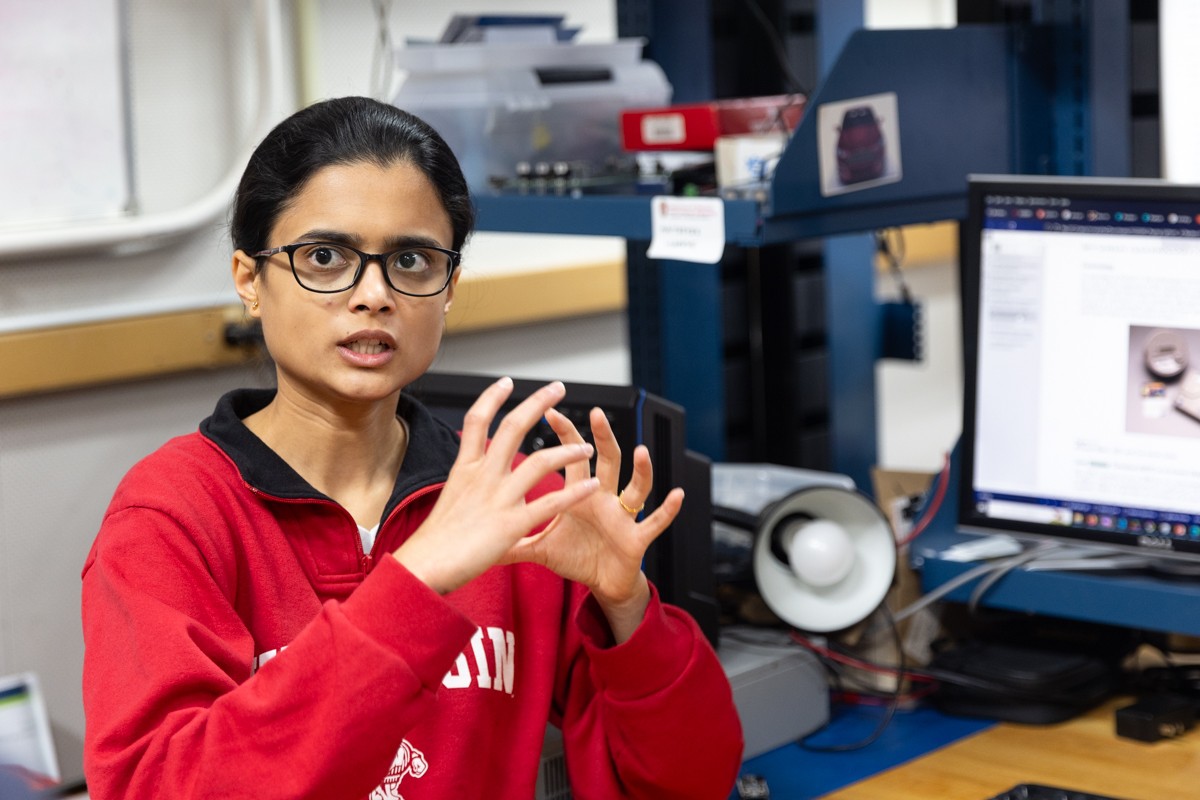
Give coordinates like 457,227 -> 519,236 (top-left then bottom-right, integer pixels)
640,113 -> 687,145
646,196 -> 726,264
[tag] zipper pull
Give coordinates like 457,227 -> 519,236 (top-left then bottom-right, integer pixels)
361,553 -> 373,574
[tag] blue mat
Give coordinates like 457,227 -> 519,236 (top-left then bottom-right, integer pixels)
733,703 -> 994,798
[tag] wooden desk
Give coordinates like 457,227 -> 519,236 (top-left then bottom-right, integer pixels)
821,698 -> 1199,799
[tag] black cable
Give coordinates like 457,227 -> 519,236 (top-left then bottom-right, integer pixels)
738,0 -> 809,96
799,604 -> 907,752
711,504 -> 761,532
37,778 -> 87,799
874,228 -> 913,304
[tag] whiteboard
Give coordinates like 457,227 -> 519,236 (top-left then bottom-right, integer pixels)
0,0 -> 131,228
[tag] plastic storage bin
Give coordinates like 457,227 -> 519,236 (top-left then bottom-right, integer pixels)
391,39 -> 670,191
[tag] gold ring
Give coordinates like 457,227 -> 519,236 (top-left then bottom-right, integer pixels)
617,494 -> 645,515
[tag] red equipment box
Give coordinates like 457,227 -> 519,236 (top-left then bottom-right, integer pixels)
620,94 -> 805,151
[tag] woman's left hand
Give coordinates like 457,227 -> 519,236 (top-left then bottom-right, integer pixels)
503,406 -> 684,643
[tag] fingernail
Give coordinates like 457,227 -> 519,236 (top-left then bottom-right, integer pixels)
497,376 -> 513,388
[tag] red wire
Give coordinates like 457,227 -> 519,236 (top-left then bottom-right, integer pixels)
897,450 -> 952,546
833,684 -> 938,706
788,630 -> 937,684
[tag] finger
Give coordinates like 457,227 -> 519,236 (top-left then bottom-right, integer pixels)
619,443 -> 655,511
588,407 -> 622,492
507,441 -> 594,500
515,477 -> 601,542
634,487 -> 685,545
458,376 -> 515,461
544,407 -> 584,444
544,408 -> 592,485
616,494 -> 645,517
486,381 -> 566,465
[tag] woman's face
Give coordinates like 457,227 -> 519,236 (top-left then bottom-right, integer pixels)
233,159 -> 459,412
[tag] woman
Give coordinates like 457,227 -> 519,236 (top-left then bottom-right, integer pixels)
81,96 -> 742,799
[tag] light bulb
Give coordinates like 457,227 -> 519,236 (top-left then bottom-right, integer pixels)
784,519 -> 855,587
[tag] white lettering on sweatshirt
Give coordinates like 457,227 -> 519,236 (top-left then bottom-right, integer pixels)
442,626 -> 515,695
253,626 -> 515,695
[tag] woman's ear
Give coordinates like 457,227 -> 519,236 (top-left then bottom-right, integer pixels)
443,267 -> 462,314
232,250 -> 261,316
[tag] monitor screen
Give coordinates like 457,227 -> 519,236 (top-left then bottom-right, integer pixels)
958,174 -> 1200,563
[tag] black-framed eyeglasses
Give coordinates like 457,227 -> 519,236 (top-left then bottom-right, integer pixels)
252,241 -> 460,296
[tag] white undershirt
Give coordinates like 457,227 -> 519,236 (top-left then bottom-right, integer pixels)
358,523 -> 380,555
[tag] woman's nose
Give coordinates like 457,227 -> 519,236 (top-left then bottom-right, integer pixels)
347,258 -> 394,312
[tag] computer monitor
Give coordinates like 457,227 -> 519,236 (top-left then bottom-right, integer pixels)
0,672 -> 59,782
958,174 -> 1200,567
407,372 -> 720,644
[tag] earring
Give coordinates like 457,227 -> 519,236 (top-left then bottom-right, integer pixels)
250,300 -> 259,311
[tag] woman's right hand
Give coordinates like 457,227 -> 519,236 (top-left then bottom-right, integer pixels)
391,377 -> 598,594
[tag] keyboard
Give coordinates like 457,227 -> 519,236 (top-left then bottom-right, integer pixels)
988,785 -> 1131,800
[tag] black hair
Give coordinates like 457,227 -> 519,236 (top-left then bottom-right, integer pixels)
231,96 -> 475,259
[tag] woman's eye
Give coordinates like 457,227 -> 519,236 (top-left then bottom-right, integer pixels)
393,250 -> 432,272
298,244 -> 351,271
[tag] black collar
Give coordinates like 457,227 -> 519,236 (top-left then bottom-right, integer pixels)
200,388 -> 461,517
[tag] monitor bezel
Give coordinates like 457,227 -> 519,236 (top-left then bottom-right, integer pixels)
957,173 -> 1200,563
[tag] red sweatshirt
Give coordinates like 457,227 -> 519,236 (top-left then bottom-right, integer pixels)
81,389 -> 742,799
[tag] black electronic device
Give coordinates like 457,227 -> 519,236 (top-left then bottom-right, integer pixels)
925,640 -> 1121,724
1114,693 -> 1197,743
958,175 -> 1200,569
987,785 -> 1131,800
407,371 -> 720,646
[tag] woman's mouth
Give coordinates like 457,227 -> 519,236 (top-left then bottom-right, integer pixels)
337,332 -> 397,366
345,339 -> 390,356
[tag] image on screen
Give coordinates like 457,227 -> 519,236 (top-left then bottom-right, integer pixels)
958,175 -> 1200,562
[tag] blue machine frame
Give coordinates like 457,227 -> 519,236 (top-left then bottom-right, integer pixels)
472,5 -> 1130,492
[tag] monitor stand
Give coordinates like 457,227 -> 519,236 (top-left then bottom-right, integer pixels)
1017,542 -> 1200,578
1019,543 -> 1152,573
1144,558 -> 1200,579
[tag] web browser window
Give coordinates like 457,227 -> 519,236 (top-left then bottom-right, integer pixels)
960,177 -> 1200,559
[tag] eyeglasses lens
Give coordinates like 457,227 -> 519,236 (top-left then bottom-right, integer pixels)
290,243 -> 450,295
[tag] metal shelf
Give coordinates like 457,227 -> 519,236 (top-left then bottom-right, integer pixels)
474,26 -> 1024,246
474,191 -> 970,247
474,193 -> 763,246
